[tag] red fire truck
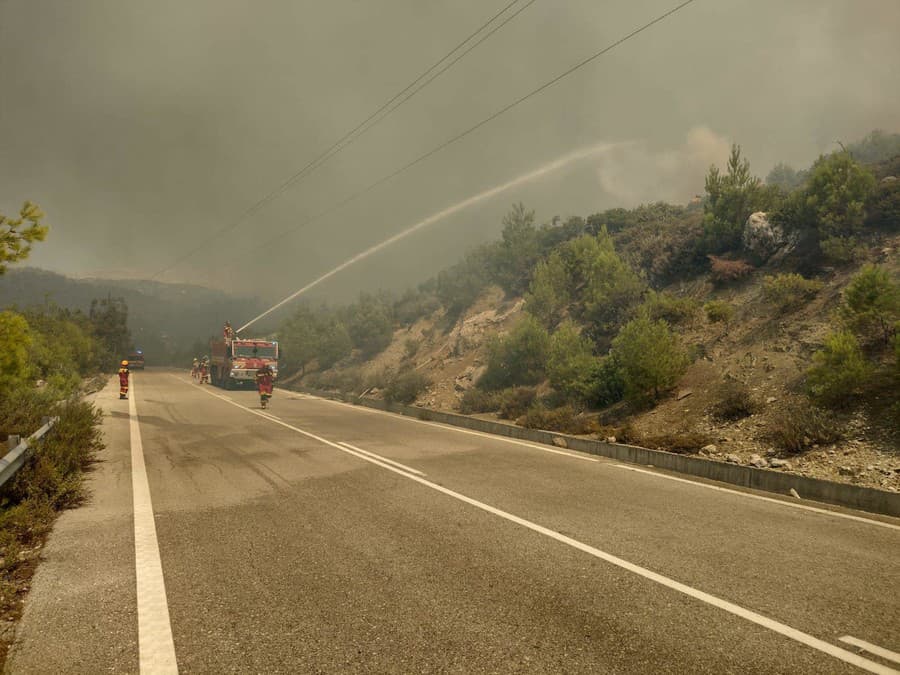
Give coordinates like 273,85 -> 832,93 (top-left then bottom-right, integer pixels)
209,337 -> 279,390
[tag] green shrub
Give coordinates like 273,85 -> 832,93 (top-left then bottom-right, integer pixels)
403,338 -> 420,360
611,206 -> 706,284
711,381 -> 758,421
819,236 -> 864,265
317,320 -> 353,369
478,315 -> 550,390
0,311 -> 32,393
458,388 -> 501,414
768,402 -> 842,453
546,321 -> 599,404
806,331 -> 873,407
612,317 -> 688,403
641,291 -> 700,325
804,151 -> 876,242
344,293 -> 394,358
704,300 -> 734,323
525,252 -> 571,328
364,366 -> 392,391
384,368 -> 430,404
702,145 -> 769,253
518,405 -> 597,435
498,387 -> 538,419
592,356 -> 626,407
839,264 -> 899,345
762,273 -> 824,312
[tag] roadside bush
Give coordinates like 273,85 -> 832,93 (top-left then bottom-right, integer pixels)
313,367 -> 365,394
839,264 -> 899,346
345,293 -> 394,358
518,405 -> 598,435
478,315 -> 550,390
641,291 -> 700,325
611,317 -> 688,403
0,311 -> 31,393
704,300 -> 734,323
592,355 -> 626,407
711,381 -> 758,421
317,320 -> 353,369
364,366 -> 392,392
762,273 -> 824,313
4,400 -> 103,509
806,331 -> 873,407
384,368 -> 430,404
497,387 -> 537,420
546,321 -> 599,404
708,255 -> 754,284
458,388 -> 501,414
768,402 -> 842,453
638,431 -> 714,454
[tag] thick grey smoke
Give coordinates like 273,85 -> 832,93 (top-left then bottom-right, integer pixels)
1,0 -> 898,303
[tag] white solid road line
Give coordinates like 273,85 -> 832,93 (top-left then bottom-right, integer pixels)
129,377 -> 179,674
841,637 -> 900,665
613,464 -> 900,532
338,441 -> 426,476
307,390 -> 900,531
308,393 -> 600,463
181,377 -> 895,675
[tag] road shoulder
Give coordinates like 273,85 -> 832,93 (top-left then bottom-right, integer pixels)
5,377 -> 138,674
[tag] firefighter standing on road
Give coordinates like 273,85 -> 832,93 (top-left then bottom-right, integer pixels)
118,360 -> 130,400
255,363 -> 274,409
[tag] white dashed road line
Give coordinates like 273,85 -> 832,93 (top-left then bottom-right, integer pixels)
181,376 -> 896,675
129,377 -> 179,673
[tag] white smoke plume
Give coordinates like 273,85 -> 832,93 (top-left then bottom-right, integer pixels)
596,126 -> 731,206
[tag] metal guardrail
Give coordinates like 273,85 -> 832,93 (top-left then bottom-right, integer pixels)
0,416 -> 59,490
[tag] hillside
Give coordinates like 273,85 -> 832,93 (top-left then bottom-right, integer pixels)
295,239 -> 898,490
0,268 -> 263,363
275,133 -> 900,491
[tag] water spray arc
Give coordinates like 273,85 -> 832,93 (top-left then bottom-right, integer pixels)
237,141 -> 627,333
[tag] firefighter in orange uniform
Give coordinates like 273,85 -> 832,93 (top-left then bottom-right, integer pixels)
255,363 -> 274,409
118,360 -> 130,400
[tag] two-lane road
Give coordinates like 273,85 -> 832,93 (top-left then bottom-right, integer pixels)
9,369 -> 900,673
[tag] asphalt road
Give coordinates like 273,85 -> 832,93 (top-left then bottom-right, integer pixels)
7,369 -> 900,673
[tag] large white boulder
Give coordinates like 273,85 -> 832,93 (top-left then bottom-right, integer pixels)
742,211 -> 787,260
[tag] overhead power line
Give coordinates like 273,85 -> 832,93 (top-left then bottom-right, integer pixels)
232,0 -> 697,266
151,0 -> 536,280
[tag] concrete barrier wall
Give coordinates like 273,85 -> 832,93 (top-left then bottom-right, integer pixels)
301,388 -> 900,518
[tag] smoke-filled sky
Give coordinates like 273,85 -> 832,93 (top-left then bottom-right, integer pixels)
2,0 -> 898,307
